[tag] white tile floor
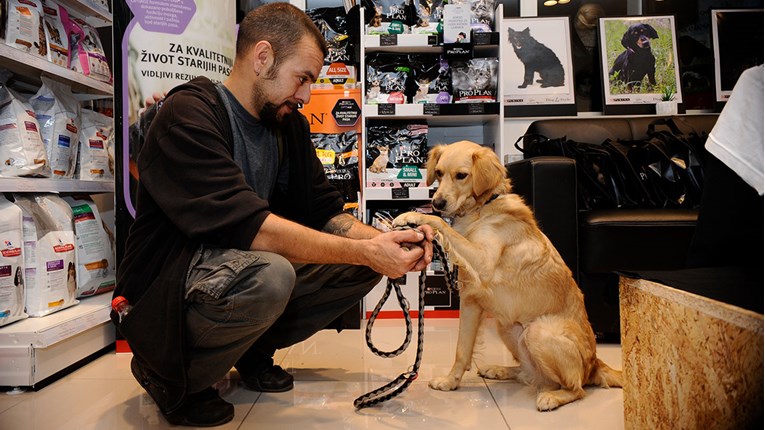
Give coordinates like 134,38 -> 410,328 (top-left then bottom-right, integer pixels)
0,318 -> 624,429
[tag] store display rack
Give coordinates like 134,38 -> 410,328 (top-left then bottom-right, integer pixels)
0,0 -> 115,389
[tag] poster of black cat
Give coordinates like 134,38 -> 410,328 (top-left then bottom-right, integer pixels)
501,17 -> 575,116
599,16 -> 682,110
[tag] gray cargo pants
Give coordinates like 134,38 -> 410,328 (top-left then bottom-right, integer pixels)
183,246 -> 381,393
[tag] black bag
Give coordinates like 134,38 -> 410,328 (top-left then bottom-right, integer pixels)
515,118 -> 708,210
644,118 -> 706,207
607,118 -> 706,209
515,134 -> 636,210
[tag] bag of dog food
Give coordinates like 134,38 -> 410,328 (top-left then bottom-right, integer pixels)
0,195 -> 27,327
13,193 -> 78,317
63,197 -> 115,297
0,74 -> 51,178
42,0 -> 70,68
4,0 -> 47,58
66,16 -> 111,82
30,76 -> 80,178
77,108 -> 113,180
451,57 -> 498,103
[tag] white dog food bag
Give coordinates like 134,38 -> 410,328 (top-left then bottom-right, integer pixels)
4,0 -> 48,59
62,197 -> 115,297
13,193 -> 78,317
42,0 -> 71,68
77,108 -> 113,180
30,76 -> 80,178
0,74 -> 51,178
0,195 -> 27,327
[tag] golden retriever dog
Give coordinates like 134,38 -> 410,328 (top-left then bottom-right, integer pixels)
392,140 -> 622,411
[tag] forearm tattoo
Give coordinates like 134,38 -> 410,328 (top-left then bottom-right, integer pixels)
323,213 -> 356,237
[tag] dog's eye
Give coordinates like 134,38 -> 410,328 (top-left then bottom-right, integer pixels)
455,172 -> 468,180
435,169 -> 443,179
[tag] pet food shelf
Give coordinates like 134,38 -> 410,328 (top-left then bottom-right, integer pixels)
363,186 -> 436,201
363,32 -> 500,53
0,0 -> 116,389
0,44 -> 113,96
0,293 -> 115,387
0,178 -> 114,193
364,102 -> 500,123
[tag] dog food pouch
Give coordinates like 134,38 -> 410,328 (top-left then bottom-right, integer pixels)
4,0 -> 48,58
410,54 -> 452,104
451,57 -> 498,103
366,121 -> 428,188
366,0 -> 411,35
77,108 -> 113,180
62,197 -> 115,298
13,193 -> 78,317
365,52 -> 412,104
66,16 -> 111,82
0,195 -> 27,327
42,0 -> 70,68
0,77 -> 51,178
30,76 -> 80,178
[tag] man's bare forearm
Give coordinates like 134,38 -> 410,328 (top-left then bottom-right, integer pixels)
323,213 -> 381,240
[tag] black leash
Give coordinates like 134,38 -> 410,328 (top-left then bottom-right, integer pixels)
354,231 -> 458,409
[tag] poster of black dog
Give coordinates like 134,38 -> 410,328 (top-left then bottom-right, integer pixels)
599,16 -> 682,112
502,16 -> 576,117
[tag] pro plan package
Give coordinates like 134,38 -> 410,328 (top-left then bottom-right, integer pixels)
366,121 -> 429,188
410,54 -> 452,104
365,53 -> 412,104
366,0 -> 411,35
451,57 -> 499,103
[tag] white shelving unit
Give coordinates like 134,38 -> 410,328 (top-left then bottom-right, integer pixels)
0,0 -> 115,388
360,6 -> 504,316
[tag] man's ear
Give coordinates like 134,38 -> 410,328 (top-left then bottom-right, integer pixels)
252,41 -> 273,75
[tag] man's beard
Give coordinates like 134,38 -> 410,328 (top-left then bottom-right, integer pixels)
253,76 -> 297,127
259,100 -> 297,126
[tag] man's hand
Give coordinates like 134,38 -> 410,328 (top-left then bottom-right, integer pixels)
138,92 -> 166,116
366,227 -> 434,279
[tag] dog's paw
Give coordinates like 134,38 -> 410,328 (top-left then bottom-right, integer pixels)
536,392 -> 563,412
478,365 -> 516,380
391,211 -> 425,229
428,375 -> 460,391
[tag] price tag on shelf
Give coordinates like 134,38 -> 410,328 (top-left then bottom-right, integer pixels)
391,187 -> 410,199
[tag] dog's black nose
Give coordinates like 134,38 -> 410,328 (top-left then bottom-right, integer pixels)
432,198 -> 446,211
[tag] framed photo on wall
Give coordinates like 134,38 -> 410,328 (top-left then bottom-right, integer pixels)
711,9 -> 764,103
502,16 -> 576,117
599,15 -> 683,115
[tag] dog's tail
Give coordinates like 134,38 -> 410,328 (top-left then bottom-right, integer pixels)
587,358 -> 623,388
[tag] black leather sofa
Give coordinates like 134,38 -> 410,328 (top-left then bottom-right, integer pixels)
504,114 -> 738,341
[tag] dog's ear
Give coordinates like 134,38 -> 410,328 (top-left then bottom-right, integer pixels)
426,145 -> 444,186
471,146 -> 506,197
621,29 -> 631,48
643,24 -> 658,39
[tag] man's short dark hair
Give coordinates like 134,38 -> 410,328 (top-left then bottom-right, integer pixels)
237,3 -> 328,73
